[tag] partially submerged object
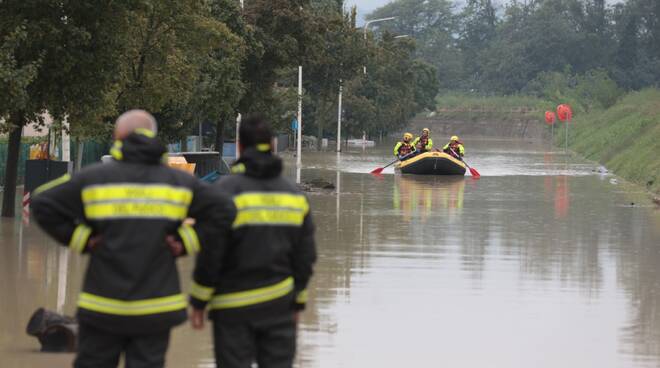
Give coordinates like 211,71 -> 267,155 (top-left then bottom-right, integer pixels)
298,178 -> 335,192
396,151 -> 466,176
26,308 -> 78,352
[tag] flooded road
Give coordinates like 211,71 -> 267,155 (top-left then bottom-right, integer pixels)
1,138 -> 659,367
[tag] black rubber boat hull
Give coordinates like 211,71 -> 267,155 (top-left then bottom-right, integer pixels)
396,152 -> 466,176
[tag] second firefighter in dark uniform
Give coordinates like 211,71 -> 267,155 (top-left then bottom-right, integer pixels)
188,116 -> 317,368
31,110 -> 234,368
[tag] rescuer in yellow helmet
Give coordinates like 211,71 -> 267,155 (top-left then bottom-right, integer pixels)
394,132 -> 416,160
442,135 -> 465,159
412,128 -> 433,153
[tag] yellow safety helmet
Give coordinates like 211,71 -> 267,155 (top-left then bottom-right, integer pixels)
422,128 -> 430,133
451,135 -> 459,141
404,132 -> 413,140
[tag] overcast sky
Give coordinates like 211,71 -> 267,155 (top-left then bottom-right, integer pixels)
346,0 -> 388,23
346,0 -> 624,24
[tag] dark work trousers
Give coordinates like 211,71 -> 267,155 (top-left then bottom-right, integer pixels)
74,322 -> 171,368
213,314 -> 296,368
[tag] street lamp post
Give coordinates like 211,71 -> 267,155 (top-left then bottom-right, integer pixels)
235,0 -> 245,159
333,16 -> 397,153
297,66 -> 303,167
363,16 -> 397,74
336,79 -> 342,152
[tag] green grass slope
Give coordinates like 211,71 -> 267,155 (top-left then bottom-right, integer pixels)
435,93 -> 548,121
557,89 -> 660,194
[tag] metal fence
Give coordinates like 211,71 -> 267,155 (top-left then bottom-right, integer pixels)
0,141 -> 110,186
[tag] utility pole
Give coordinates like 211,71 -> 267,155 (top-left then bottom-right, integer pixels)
236,0 -> 245,159
336,80 -> 342,152
297,66 -> 303,167
235,114 -> 241,157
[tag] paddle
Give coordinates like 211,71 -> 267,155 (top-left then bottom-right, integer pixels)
449,148 -> 480,178
370,152 -> 415,175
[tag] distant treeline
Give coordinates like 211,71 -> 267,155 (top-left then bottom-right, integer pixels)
369,0 -> 660,107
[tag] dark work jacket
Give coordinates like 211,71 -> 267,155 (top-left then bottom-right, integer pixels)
31,131 -> 235,334
190,148 -> 316,323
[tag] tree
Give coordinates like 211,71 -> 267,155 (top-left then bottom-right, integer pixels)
160,0 -> 248,154
303,3 -> 365,143
207,0 -> 251,153
0,0 -> 246,216
367,0 -> 460,89
458,0 -> 497,89
0,25 -> 39,217
0,0 -> 132,217
0,25 -> 39,120
412,60 -> 439,111
239,0 -> 312,121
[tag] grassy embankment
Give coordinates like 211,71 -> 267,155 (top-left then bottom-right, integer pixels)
557,89 -> 660,194
435,94 -> 548,121
436,90 -> 660,194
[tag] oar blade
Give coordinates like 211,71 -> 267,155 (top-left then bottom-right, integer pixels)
469,167 -> 481,178
370,167 -> 385,175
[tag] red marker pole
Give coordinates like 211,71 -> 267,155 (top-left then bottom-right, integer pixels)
556,104 -> 572,154
545,111 -> 556,146
565,115 -> 568,153
552,116 -> 555,142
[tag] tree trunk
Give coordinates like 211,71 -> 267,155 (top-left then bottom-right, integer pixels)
215,115 -> 225,156
2,119 -> 24,217
75,140 -> 84,172
316,120 -> 323,151
181,136 -> 188,152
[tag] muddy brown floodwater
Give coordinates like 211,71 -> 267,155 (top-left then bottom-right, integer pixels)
1,138 -> 659,367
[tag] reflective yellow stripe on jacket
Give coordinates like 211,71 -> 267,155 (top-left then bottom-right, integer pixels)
190,281 -> 214,302
210,277 -> 294,310
78,293 -> 187,316
69,224 -> 92,253
233,192 -> 309,228
296,289 -> 308,304
82,184 -> 192,220
34,174 -> 71,195
178,224 -> 200,254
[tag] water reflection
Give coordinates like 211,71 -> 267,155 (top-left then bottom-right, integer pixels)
393,176 -> 464,222
1,139 -> 659,367
0,219 -> 81,367
295,141 -> 660,368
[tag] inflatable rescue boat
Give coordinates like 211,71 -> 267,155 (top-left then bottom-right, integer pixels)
395,151 -> 466,176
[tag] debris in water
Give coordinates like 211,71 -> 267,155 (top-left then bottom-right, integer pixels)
26,308 -> 78,352
594,166 -> 608,174
298,178 -> 335,192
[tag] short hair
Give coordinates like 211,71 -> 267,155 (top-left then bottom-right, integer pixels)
239,115 -> 273,149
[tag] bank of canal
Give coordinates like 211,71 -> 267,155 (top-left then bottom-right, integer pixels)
0,138 -> 658,367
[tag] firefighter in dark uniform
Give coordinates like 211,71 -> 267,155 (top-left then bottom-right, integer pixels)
186,116 -> 316,368
31,110 -> 235,368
